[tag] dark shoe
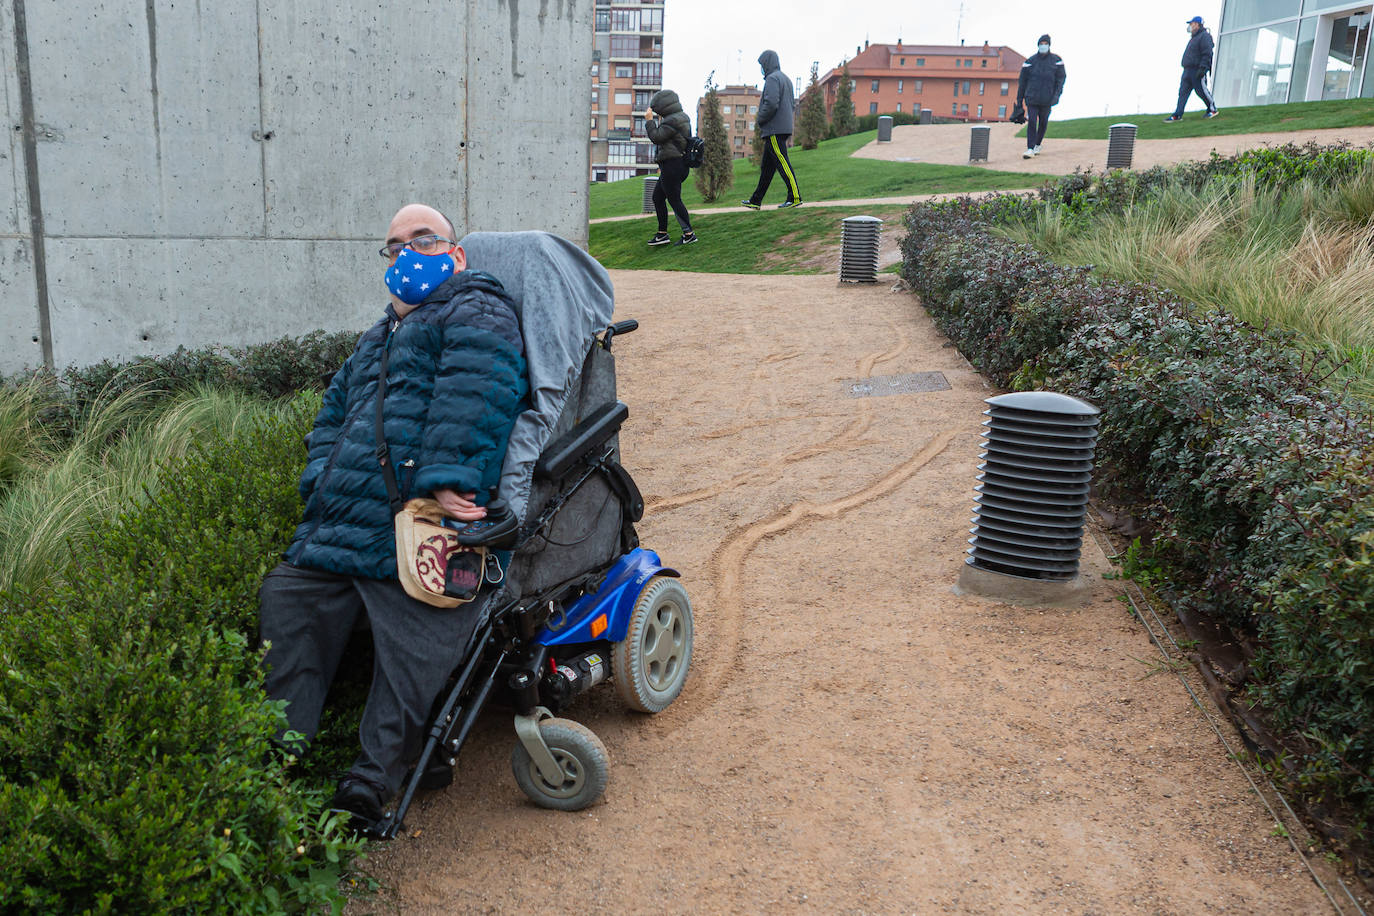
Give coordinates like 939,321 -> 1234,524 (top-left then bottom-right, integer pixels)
677,231 -> 698,245
777,200 -> 802,209
330,775 -> 386,831
647,231 -> 671,246
740,200 -> 761,210
1163,115 -> 1183,123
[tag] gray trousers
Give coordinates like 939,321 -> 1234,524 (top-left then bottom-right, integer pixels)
258,562 -> 480,795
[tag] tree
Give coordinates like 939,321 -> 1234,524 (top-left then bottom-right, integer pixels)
749,118 -> 763,166
830,63 -> 858,137
694,73 -> 734,201
794,62 -> 828,150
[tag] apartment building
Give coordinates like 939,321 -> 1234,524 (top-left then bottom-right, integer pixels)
589,0 -> 665,182
820,39 -> 1026,122
698,85 -> 762,159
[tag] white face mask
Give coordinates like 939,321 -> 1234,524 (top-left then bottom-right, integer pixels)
1038,43 -> 1050,54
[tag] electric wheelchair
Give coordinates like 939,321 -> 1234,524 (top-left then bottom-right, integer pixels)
368,231 -> 693,839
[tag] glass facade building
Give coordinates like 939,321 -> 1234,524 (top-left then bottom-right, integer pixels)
1215,0 -> 1373,106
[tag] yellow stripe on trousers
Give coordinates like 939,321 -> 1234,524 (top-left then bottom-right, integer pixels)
769,135 -> 799,200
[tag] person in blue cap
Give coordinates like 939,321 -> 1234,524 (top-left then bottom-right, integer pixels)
1165,16 -> 1218,121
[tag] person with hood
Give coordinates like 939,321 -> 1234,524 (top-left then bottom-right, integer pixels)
644,88 -> 697,246
257,202 -> 528,832
1014,34 -> 1066,159
1165,16 -> 1218,121
742,49 -> 802,209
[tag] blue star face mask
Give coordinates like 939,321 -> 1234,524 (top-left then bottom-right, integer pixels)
385,248 -> 456,305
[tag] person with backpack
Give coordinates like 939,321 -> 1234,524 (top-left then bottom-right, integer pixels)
1164,15 -> 1219,121
644,88 -> 697,247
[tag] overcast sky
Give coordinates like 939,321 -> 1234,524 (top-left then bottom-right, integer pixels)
663,0 -> 1225,122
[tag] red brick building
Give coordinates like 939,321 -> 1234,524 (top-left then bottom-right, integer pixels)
821,40 -> 1026,123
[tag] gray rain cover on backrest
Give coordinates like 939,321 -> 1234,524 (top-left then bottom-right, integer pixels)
458,231 -> 616,525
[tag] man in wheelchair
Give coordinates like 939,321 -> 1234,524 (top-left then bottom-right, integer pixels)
257,203 -> 528,828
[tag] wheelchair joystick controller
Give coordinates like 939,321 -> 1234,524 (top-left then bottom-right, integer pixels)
449,496 -> 519,548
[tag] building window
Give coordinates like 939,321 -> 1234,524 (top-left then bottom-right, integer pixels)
916,58 -> 925,65
849,80 -> 856,91
610,8 -> 639,30
981,59 -> 988,67
979,81 -> 985,95
610,36 -> 638,57
953,81 -> 959,96
595,9 -> 609,31
614,90 -> 632,106
735,119 -> 745,130
960,103 -> 968,113
723,105 -> 731,114
977,104 -> 983,117
746,121 -> 753,129
900,57 -> 906,65
615,64 -> 632,78
635,89 -> 652,109
591,89 -> 599,105
641,8 -> 662,31
898,79 -> 904,92
963,81 -> 971,94
591,63 -> 599,78
998,104 -> 1007,118
634,62 -> 661,84
951,103 -> 958,115
965,59 -> 973,66
871,79 -> 880,92
608,141 -> 635,164
955,59 -> 961,67
1000,81 -> 1009,96
913,79 -> 923,92
896,102 -> 902,112
734,135 -> 743,148
750,105 -> 757,113
869,101 -> 878,114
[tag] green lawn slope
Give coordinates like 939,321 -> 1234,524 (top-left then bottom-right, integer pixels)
1038,97 -> 1374,140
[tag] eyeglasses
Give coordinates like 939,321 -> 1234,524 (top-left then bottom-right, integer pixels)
378,234 -> 456,260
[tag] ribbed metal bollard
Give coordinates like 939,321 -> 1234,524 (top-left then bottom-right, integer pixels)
641,176 -> 658,214
919,108 -> 933,125
1106,123 -> 1137,169
877,115 -> 893,142
839,216 -> 882,283
968,125 -> 990,162
962,391 -> 1099,596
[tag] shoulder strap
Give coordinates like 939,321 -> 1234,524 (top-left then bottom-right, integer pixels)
375,334 -> 404,515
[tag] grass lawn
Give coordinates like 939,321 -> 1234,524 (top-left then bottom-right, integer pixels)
590,130 -> 1054,220
590,203 -> 912,273
1036,96 -> 1374,141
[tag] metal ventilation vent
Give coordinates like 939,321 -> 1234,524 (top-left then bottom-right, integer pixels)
839,216 -> 882,283
919,108 -> 933,124
641,176 -> 658,214
1107,123 -> 1137,170
969,125 -> 990,162
877,115 -> 893,142
968,391 -> 1100,581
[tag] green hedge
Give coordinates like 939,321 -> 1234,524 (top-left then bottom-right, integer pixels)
0,396 -> 364,912
900,193 -> 1374,841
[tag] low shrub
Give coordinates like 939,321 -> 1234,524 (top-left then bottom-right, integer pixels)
0,395 -> 365,913
900,195 -> 1374,842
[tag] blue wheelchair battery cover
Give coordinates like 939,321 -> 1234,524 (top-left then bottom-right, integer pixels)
535,547 -> 675,647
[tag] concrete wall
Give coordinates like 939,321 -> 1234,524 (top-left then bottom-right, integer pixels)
2,0 -> 591,373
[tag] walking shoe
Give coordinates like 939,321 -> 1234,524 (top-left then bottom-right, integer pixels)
740,199 -> 761,210
777,200 -> 802,209
647,231 -> 671,246
330,775 -> 386,832
1022,148 -> 1036,159
677,231 -> 698,245
1163,115 -> 1183,122
1033,145 -> 1042,154
1204,109 -> 1219,118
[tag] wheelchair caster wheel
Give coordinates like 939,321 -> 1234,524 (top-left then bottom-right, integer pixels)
511,718 -> 609,811
612,576 -> 693,713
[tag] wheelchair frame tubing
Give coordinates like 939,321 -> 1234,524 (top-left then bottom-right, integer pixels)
377,621 -> 507,839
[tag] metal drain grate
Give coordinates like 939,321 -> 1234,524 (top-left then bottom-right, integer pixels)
967,391 -> 1099,581
1107,123 -> 1137,169
839,216 -> 882,283
845,371 -> 950,398
641,176 -> 658,214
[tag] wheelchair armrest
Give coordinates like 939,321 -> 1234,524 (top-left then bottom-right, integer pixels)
535,401 -> 628,480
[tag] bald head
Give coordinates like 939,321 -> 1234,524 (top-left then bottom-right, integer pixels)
383,203 -> 465,314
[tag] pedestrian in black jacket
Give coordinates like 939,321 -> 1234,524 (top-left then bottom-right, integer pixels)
1015,34 -> 1065,159
645,88 -> 697,246
1165,16 -> 1218,121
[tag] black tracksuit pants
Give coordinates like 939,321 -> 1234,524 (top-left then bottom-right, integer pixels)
749,133 -> 801,204
654,157 -> 693,233
258,562 -> 480,796
1173,69 -> 1217,117
1026,104 -> 1051,149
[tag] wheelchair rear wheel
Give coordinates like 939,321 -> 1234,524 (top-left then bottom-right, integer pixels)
612,576 -> 693,713
511,718 -> 609,811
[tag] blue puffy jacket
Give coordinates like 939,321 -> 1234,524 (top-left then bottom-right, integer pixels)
285,270 -> 528,580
